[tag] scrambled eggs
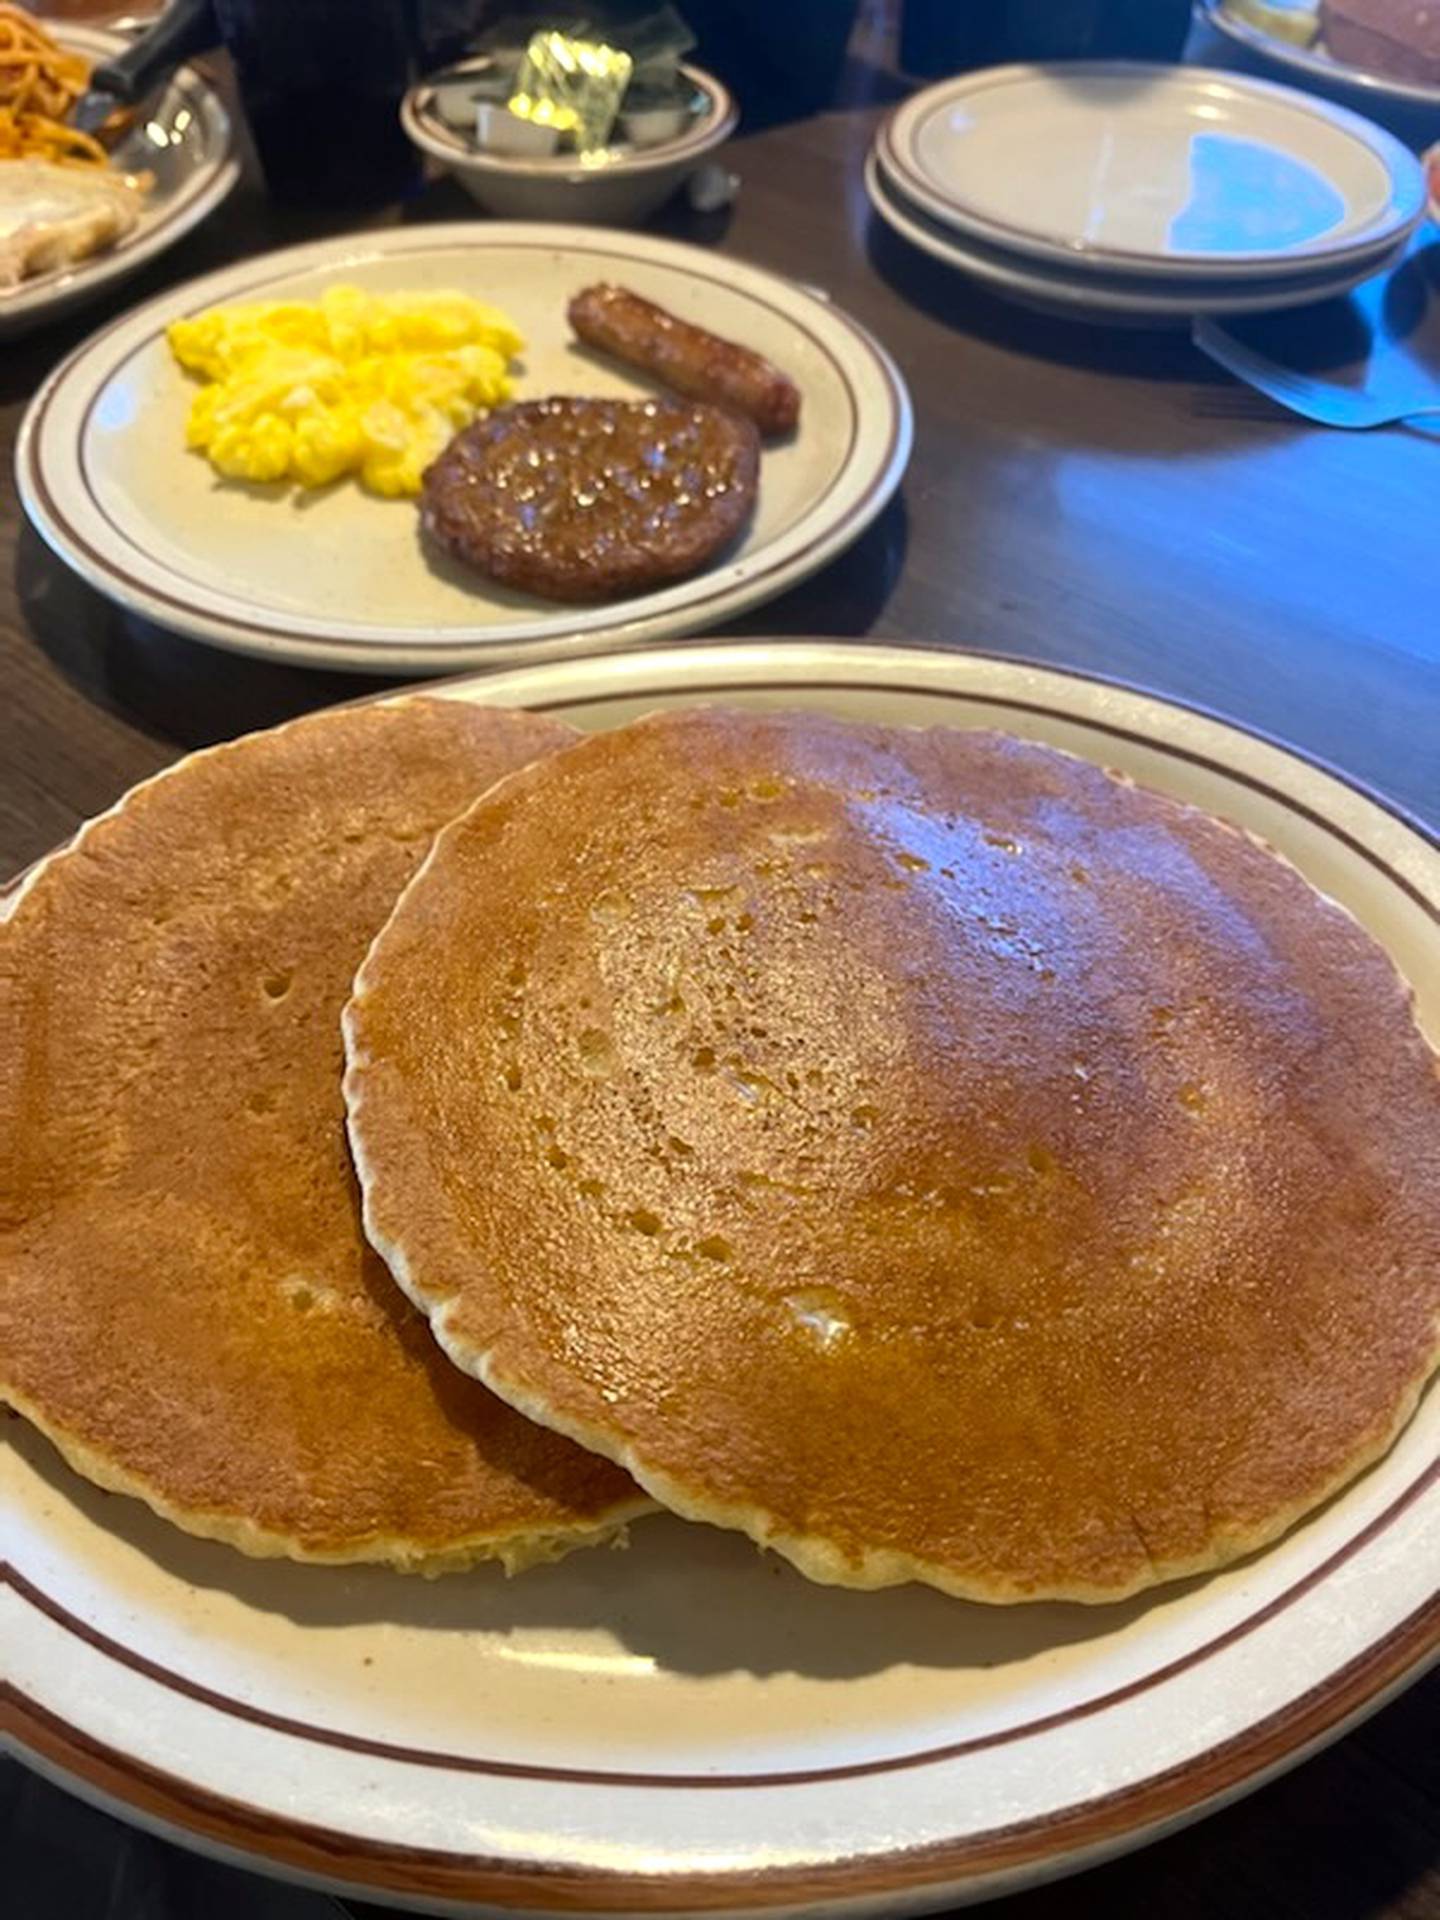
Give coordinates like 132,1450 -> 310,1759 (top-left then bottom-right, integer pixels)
167,285 -> 523,497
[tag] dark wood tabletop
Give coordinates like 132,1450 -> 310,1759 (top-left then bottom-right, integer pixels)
3,4 -> 1437,1918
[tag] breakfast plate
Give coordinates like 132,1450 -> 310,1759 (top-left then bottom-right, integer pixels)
15,226 -> 911,674
1200,0 -> 1440,113
878,62 -> 1424,278
0,24 -> 238,343
5,640 -> 1437,1917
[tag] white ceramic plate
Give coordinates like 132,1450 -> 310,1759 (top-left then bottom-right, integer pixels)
0,26 -> 239,343
1200,0 -> 1440,112
880,62 -> 1424,278
14,226 -> 911,675
865,149 -> 1402,324
5,641 -> 1438,1918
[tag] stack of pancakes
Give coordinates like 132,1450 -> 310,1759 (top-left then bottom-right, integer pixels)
4,699 -> 1437,1601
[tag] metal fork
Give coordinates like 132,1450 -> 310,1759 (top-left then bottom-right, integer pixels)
1193,318 -> 1440,430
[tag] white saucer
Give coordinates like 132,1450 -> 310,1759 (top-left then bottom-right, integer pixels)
866,148 -> 1400,325
879,63 -> 1424,281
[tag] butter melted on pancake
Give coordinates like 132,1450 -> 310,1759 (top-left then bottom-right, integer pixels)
0,699 -> 644,1572
345,708 -> 1440,1602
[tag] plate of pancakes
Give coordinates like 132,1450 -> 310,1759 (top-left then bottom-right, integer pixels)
3,641 -> 1437,1915
15,224 -> 911,674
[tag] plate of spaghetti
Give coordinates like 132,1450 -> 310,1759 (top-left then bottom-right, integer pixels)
0,8 -> 237,339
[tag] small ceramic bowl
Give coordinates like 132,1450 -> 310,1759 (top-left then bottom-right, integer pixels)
401,60 -> 736,225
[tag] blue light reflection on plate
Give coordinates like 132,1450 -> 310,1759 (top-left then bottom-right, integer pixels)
1170,133 -> 1349,253
93,385 -> 140,433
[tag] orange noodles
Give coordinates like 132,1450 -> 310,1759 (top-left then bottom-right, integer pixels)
0,4 -> 109,167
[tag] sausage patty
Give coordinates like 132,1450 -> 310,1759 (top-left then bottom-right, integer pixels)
420,396 -> 761,603
568,284 -> 801,438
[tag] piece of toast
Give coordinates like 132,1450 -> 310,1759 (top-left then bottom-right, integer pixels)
0,159 -> 146,290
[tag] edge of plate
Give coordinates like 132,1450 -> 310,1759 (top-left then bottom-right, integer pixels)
432,638 -> 1440,860
1199,0 -> 1440,110
5,1616 -> 1436,1916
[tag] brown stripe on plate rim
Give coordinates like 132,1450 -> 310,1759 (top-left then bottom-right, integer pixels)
8,1446 -> 1438,1788
5,1595 -> 1437,1911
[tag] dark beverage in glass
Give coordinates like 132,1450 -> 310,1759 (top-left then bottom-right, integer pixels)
901,0 -> 1193,76
215,0 -> 422,206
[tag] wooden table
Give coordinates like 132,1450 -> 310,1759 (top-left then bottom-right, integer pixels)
2,11 -> 1437,1920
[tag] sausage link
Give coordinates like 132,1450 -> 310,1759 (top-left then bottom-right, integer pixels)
568,284 -> 801,438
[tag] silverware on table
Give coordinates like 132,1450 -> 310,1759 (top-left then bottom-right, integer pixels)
69,0 -> 217,135
1193,314 -> 1440,429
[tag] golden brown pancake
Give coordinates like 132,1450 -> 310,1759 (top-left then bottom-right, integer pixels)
0,698 -> 645,1573
344,707 -> 1440,1602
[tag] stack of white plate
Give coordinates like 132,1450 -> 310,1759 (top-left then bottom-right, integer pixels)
867,62 -> 1427,325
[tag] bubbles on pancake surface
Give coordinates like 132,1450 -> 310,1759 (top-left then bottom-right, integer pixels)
279,1275 -> 342,1316
578,1028 -> 617,1077
785,1289 -> 852,1349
